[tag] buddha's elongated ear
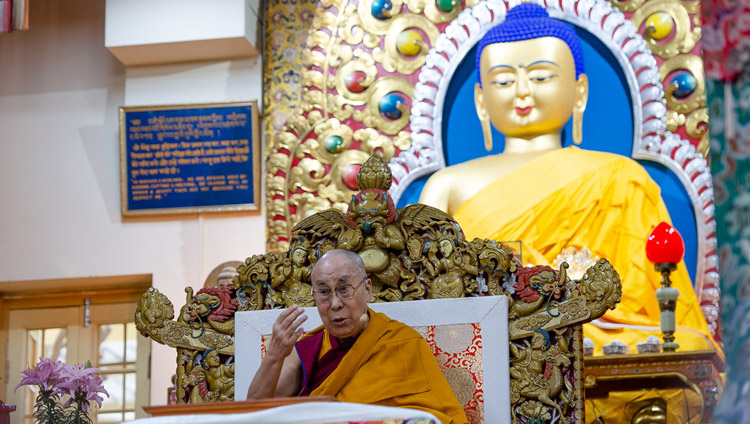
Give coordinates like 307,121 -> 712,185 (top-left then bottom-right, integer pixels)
573,74 -> 589,145
474,82 -> 493,151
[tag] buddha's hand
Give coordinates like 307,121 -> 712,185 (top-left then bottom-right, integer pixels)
267,304 -> 307,362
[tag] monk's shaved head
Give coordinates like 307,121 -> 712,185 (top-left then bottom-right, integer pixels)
313,249 -> 367,279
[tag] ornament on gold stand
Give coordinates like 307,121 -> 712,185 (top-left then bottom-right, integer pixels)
646,222 -> 685,352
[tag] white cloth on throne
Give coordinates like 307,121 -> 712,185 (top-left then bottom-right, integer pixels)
124,402 -> 440,423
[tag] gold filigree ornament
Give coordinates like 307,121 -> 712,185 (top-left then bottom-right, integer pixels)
289,191 -> 341,224
665,110 -> 686,132
339,4 -> 365,46
313,119 -> 354,163
335,51 -> 379,105
610,0 -> 646,13
302,47 -> 327,75
659,54 -> 706,114
354,128 -> 397,162
290,157 -> 326,193
327,43 -> 354,71
353,77 -> 415,135
326,94 -> 355,122
402,0 -> 425,13
686,107 -> 709,156
630,0 -> 699,60
324,149 -> 373,199
422,0 -> 461,24
307,30 -> 332,55
373,14 -> 439,75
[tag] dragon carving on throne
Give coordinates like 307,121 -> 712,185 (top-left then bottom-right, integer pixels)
134,154 -> 622,424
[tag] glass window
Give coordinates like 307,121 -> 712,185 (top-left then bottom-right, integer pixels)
96,322 -> 137,421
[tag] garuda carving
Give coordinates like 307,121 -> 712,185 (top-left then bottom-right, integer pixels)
291,154 -> 476,302
135,154 -> 622,423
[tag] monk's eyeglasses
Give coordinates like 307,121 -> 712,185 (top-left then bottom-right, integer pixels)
312,277 -> 366,304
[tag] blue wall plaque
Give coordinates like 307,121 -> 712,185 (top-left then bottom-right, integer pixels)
119,101 -> 260,215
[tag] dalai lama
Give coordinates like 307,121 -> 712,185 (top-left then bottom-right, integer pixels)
246,249 -> 468,424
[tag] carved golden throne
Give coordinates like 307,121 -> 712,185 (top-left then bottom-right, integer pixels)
136,154 -> 622,423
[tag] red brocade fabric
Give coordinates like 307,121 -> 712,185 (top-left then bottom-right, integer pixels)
415,323 -> 483,424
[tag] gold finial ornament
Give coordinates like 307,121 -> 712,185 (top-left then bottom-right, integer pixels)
357,154 -> 392,191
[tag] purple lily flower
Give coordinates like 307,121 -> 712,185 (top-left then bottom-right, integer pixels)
14,358 -> 64,393
16,357 -> 110,421
55,363 -> 109,411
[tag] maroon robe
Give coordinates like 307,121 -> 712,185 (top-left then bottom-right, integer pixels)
295,330 -> 356,396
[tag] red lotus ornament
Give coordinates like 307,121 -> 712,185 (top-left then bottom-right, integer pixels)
646,222 -> 685,264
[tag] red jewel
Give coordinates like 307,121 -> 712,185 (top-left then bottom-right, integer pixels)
646,222 -> 685,264
342,164 -> 361,190
345,71 -> 367,93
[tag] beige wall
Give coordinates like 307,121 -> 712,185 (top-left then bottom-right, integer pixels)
0,0 -> 265,405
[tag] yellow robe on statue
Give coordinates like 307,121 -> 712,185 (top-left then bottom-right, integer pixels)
308,309 -> 469,424
453,146 -> 719,354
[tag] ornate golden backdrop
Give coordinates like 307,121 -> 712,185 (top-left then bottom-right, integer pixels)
263,0 -> 708,254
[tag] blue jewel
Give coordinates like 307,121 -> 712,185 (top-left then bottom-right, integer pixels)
379,93 -> 407,120
371,0 -> 393,20
670,73 -> 697,99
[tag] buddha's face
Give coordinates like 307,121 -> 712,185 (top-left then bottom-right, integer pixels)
475,36 -> 587,139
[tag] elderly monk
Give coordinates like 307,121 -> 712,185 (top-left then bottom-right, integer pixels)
246,249 -> 468,424
419,3 -> 718,356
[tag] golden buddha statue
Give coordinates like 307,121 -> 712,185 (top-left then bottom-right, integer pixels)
419,3 -> 718,355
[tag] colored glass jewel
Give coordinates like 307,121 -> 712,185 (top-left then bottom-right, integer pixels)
379,93 -> 407,120
323,135 -> 344,154
371,0 -> 392,20
344,71 -> 368,93
646,222 -> 685,264
436,0 -> 456,13
397,30 -> 422,56
342,164 -> 361,190
645,12 -> 674,40
669,73 -> 697,99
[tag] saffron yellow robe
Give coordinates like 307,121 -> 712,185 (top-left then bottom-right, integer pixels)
307,309 -> 468,424
453,147 -> 719,354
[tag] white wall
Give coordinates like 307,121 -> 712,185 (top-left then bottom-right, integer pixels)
0,0 -> 266,406
105,0 -> 253,47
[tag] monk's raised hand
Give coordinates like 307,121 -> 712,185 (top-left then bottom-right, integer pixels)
267,304 -> 307,361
